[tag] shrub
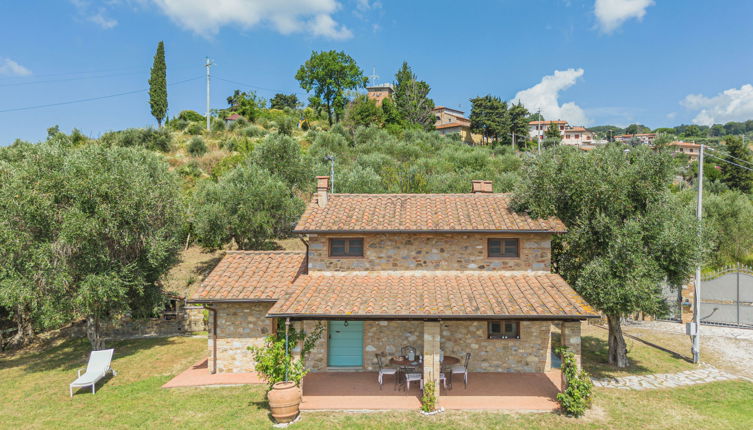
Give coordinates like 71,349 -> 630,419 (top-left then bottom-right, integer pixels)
240,125 -> 267,138
276,117 -> 295,136
186,122 -> 204,135
228,117 -> 249,131
555,346 -> 593,417
98,127 -> 172,152
178,110 -> 205,122
421,381 -> 437,412
248,324 -> 324,388
187,137 -> 207,157
210,117 -> 225,132
167,118 -> 189,131
251,134 -> 312,190
176,160 -> 203,178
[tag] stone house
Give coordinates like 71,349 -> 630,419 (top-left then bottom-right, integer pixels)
190,176 -> 597,392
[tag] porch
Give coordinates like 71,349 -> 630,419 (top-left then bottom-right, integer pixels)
300,370 -> 563,411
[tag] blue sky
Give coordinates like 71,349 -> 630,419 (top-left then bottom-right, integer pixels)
2,0 -> 753,144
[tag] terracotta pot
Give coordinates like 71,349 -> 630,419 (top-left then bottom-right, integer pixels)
267,381 -> 301,423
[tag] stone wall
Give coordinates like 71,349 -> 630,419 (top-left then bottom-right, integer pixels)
307,233 -> 552,272
303,319 -> 557,373
561,321 -> 582,369
209,302 -> 275,374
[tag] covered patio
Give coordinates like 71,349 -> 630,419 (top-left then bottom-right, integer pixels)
300,371 -> 563,411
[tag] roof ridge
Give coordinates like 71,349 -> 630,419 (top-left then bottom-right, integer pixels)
225,250 -> 306,255
305,270 -> 557,277
327,193 -> 513,197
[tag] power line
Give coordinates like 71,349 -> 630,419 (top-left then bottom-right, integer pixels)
0,66 -> 194,88
705,152 -> 753,172
0,75 -> 203,114
214,76 -> 306,97
706,146 -> 753,169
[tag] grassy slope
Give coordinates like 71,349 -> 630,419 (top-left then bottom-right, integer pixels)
1,325 -> 751,429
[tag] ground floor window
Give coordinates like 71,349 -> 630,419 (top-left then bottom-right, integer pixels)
488,320 -> 520,339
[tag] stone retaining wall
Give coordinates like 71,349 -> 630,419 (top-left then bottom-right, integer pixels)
307,233 -> 552,272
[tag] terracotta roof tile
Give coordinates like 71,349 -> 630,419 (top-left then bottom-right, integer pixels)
294,193 -> 566,233
190,251 -> 305,302
268,271 -> 597,319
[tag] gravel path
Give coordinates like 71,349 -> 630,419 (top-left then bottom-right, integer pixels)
591,366 -> 742,390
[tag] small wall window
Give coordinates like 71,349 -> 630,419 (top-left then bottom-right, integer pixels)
487,238 -> 519,258
488,320 -> 520,339
329,238 -> 364,257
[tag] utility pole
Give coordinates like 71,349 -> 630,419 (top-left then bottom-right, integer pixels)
205,57 -> 213,132
537,108 -> 542,155
691,143 -> 704,364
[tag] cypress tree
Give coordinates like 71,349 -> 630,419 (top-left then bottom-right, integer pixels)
149,41 -> 167,127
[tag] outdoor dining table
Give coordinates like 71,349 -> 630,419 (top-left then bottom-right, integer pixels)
389,355 -> 460,390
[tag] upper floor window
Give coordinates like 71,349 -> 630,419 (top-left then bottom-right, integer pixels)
329,238 -> 364,257
487,238 -> 519,258
488,320 -> 520,339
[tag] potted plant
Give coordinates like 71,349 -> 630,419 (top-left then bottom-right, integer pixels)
249,324 -> 323,424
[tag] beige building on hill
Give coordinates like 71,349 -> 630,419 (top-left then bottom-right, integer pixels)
433,106 -> 483,145
366,83 -> 394,107
668,141 -> 702,160
528,120 -> 594,146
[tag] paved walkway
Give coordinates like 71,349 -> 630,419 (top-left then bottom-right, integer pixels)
591,366 -> 741,390
162,359 -> 263,388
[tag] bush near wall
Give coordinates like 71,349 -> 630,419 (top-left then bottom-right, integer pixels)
555,346 -> 593,417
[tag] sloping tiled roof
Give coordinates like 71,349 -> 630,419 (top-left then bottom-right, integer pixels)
190,251 -> 305,302
294,193 -> 566,233
435,122 -> 467,130
268,271 -> 598,319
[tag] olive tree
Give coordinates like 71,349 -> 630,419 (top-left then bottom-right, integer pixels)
0,143 -> 183,349
512,145 -> 700,367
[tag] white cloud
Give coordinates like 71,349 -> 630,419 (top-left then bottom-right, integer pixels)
513,68 -> 589,125
150,0 -> 353,39
0,58 -> 31,76
594,0 -> 653,33
682,84 -> 753,126
70,0 -> 119,29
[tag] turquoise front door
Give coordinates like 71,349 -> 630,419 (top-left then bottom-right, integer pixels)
327,321 -> 363,367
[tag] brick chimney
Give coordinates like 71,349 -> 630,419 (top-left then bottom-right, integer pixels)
316,176 -> 330,207
471,180 -> 493,194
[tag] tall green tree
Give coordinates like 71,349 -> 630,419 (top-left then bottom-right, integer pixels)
625,123 -> 650,135
226,90 -> 265,122
148,41 -> 167,127
544,122 -> 562,140
0,143 -> 183,349
393,62 -> 435,130
512,145 -> 700,367
344,94 -> 385,129
295,50 -> 367,126
270,93 -> 300,110
508,102 -> 530,149
721,136 -> 753,193
192,164 -> 304,251
469,95 -> 509,145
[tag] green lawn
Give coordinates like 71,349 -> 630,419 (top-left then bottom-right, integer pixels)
1,331 -> 751,429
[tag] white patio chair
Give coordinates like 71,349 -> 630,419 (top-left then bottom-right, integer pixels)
375,353 -> 397,390
69,349 -> 116,397
451,352 -> 471,389
404,372 -> 422,391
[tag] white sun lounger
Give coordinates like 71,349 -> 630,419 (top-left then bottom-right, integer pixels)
69,349 -> 116,397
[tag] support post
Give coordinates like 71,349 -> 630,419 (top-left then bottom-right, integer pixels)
205,57 -> 212,131
285,318 -> 290,381
422,321 -> 441,396
561,321 -> 582,369
692,143 -> 704,364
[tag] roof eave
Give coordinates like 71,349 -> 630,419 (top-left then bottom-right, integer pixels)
293,229 -> 567,234
187,298 -> 279,304
265,312 -> 598,320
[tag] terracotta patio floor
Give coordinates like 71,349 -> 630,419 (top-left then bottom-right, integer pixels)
300,371 -> 562,411
162,359 -> 263,388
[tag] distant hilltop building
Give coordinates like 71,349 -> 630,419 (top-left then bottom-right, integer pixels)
366,83 -> 394,107
433,106 -> 482,145
614,133 -> 656,145
668,140 -> 701,160
528,120 -> 594,146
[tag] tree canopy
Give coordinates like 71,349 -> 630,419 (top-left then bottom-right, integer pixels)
393,62 -> 435,130
270,93 -> 300,110
295,50 -> 367,125
721,136 -> 753,193
0,143 -> 183,349
226,90 -> 266,122
469,95 -> 509,145
512,145 -> 700,367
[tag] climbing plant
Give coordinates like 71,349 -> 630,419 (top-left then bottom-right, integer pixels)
555,346 -> 593,417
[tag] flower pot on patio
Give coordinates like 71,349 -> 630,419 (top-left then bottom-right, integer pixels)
268,381 -> 301,423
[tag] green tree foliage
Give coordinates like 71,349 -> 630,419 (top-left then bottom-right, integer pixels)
192,164 -> 304,250
148,41 -> 167,127
702,191 -> 753,266
99,128 -> 172,152
555,346 -> 593,417
544,122 -> 562,140
226,90 -> 266,122
177,110 -> 205,122
295,50 -> 367,126
393,62 -> 435,130
0,143 -> 182,349
344,94 -> 385,129
625,123 -> 651,135
251,134 -> 312,191
508,102 -> 530,149
187,137 -> 207,157
512,145 -> 700,367
527,112 -> 544,122
270,93 -> 300,110
721,136 -> 753,193
469,95 -> 509,145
